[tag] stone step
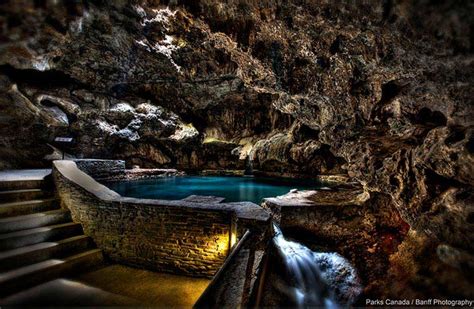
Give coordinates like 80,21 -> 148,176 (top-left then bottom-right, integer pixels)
182,195 -> 226,203
0,209 -> 71,234
0,169 -> 51,191
0,189 -> 52,203
0,222 -> 83,251
0,279 -> 140,306
0,199 -> 59,218
0,179 -> 47,191
0,235 -> 92,272
0,249 -> 104,298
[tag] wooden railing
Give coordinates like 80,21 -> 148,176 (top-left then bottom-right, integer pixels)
194,230 -> 259,308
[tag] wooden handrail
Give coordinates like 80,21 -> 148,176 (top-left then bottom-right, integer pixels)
194,230 -> 253,308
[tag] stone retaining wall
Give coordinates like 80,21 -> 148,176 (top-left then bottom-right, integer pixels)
53,160 -> 236,277
262,189 -> 370,239
74,159 -> 126,179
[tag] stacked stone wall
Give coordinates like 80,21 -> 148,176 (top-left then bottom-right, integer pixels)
74,159 -> 126,179
53,160 -> 234,277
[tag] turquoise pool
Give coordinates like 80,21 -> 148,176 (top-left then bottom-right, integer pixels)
105,176 -> 318,204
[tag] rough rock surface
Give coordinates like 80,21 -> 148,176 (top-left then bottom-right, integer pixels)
264,189 -> 411,301
0,0 -> 473,302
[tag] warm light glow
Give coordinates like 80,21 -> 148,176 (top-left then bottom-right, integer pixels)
230,230 -> 237,249
212,233 -> 231,257
205,226 -> 237,261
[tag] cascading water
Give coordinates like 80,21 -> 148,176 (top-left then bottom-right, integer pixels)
244,154 -> 254,176
272,224 -> 362,308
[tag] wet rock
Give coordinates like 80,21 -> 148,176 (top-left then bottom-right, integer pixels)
106,103 -> 136,127
387,230 -> 474,300
312,252 -> 363,305
36,94 -> 81,115
261,228 -> 362,307
41,105 -> 69,126
169,123 -> 199,142
0,0 -> 472,301
263,190 -> 410,301
436,244 -> 474,271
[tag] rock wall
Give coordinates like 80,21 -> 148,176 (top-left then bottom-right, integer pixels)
264,187 -> 474,301
74,159 -> 126,179
0,0 -> 473,300
263,190 -> 409,299
53,160 -> 235,277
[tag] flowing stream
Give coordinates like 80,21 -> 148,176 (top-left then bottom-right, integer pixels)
273,224 -> 362,308
244,154 -> 254,176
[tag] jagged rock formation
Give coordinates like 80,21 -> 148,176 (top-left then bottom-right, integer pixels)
0,0 -> 473,301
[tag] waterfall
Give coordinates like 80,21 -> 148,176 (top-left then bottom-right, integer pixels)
272,224 -> 362,308
244,155 -> 254,176
243,145 -> 255,177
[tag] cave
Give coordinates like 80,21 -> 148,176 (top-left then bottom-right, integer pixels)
0,1 -> 472,308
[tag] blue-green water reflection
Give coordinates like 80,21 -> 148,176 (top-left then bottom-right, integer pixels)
105,176 -> 318,204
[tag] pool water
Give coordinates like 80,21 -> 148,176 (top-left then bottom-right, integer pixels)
105,176 -> 318,204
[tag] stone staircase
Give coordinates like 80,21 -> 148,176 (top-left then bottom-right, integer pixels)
0,176 -> 104,299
